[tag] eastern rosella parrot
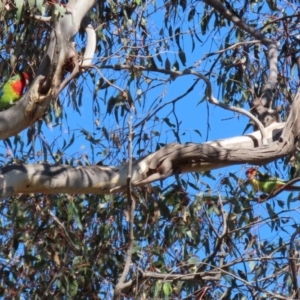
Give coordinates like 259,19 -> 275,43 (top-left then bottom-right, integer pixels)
246,167 -> 300,193
0,72 -> 29,110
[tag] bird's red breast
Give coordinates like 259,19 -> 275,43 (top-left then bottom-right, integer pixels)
11,72 -> 29,96
246,167 -> 258,180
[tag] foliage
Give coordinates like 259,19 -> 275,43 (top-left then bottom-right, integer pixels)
0,0 -> 300,299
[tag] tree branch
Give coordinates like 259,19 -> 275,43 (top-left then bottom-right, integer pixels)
203,0 -> 273,45
81,18 -> 97,67
101,64 -> 268,144
0,122 -> 287,200
289,227 -> 300,300
122,267 -> 222,295
114,117 -> 135,299
264,176 -> 300,200
203,0 -> 278,124
48,210 -> 80,252
31,15 -> 51,22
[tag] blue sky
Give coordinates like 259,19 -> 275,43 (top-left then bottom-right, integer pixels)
0,0 -> 294,207
1,1 -> 300,296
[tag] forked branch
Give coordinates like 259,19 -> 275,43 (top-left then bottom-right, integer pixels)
101,64 -> 268,144
204,0 -> 278,124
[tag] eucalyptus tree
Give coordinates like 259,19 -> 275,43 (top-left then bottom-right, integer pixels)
0,0 -> 299,298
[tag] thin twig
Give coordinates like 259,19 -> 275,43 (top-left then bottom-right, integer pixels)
187,69 -> 268,145
41,247 -> 69,299
196,194 -> 228,275
100,64 -> 268,145
202,40 -> 260,59
31,15 -> 52,22
48,210 -> 80,252
267,176 -> 300,199
56,19 -> 96,95
121,266 -> 222,295
114,116 -> 135,299
139,269 -> 221,281
289,227 -> 300,299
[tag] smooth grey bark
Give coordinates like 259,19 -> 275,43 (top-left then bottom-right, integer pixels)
0,121 -> 288,200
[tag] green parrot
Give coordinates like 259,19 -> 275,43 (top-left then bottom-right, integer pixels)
246,167 -> 300,193
0,72 -> 29,110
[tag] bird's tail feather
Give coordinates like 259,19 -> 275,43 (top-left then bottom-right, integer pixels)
283,185 -> 300,191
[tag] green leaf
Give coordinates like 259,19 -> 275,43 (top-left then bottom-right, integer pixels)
72,256 -> 82,266
179,0 -> 186,11
266,202 -> 276,219
67,201 -> 73,223
36,0 -> 44,13
172,60 -> 179,71
178,51 -> 186,66
151,130 -> 160,136
187,181 -> 199,191
154,281 -> 162,297
188,7 -> 196,21
4,138 -> 12,149
80,129 -> 100,145
102,127 -> 109,141
54,103 -> 63,119
54,3 -> 66,18
107,96 -> 117,114
266,0 -> 279,11
175,27 -> 181,49
165,58 -> 171,71
70,279 -> 78,296
277,199 -> 285,208
70,201 -> 83,231
201,10 -> 209,34
163,282 -> 172,296
42,140 -> 48,161
156,48 -> 162,63
186,230 -> 193,240
187,256 -> 200,265
194,129 -> 202,137
15,0 -> 24,23
249,261 -> 255,272
62,133 -> 75,151
253,265 -> 263,280
28,0 -> 36,9
163,117 -> 175,128
26,126 -> 35,146
168,26 -> 173,41
242,122 -> 253,135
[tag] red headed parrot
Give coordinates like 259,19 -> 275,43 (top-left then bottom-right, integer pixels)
246,167 -> 300,193
0,72 -> 29,110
